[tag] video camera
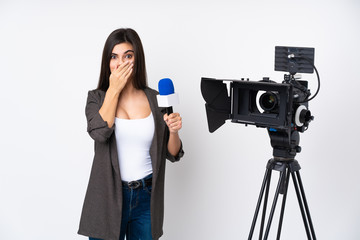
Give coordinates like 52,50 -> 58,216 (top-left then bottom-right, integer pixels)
201,46 -> 319,159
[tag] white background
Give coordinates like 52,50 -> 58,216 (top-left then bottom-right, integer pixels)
1,0 -> 359,239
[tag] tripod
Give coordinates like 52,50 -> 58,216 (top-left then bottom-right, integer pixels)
248,158 -> 317,240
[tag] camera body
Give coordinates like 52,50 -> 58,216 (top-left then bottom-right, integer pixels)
201,46 -> 316,159
201,75 -> 312,132
231,75 -> 312,132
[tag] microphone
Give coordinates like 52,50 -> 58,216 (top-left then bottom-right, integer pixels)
156,78 -> 179,115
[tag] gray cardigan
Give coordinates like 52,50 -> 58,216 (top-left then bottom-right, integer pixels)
78,87 -> 184,240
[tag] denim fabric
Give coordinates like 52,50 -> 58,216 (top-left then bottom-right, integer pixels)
89,174 -> 152,240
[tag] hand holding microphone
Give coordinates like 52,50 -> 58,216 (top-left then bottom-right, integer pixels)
157,78 -> 182,133
164,112 -> 182,134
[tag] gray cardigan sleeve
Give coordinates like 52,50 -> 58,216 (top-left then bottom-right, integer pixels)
85,90 -> 115,143
166,141 -> 184,162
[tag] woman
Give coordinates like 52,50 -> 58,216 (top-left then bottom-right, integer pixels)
78,28 -> 184,240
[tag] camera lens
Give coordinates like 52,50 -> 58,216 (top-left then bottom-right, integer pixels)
260,92 -> 278,111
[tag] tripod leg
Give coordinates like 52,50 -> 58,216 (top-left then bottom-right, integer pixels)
248,167 -> 272,240
291,171 -> 316,240
263,170 -> 286,239
259,170 -> 272,240
276,168 -> 291,240
293,171 -> 317,240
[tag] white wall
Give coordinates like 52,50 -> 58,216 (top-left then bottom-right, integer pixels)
1,0 -> 359,239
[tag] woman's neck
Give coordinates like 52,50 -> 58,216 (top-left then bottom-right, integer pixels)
122,81 -> 136,95
119,81 -> 142,101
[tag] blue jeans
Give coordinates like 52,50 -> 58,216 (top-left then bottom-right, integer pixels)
89,174 -> 153,240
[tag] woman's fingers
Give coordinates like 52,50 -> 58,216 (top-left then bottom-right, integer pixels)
164,113 -> 182,132
123,62 -> 134,79
109,61 -> 133,91
116,61 -> 132,74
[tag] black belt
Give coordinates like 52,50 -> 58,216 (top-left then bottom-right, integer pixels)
122,177 -> 152,189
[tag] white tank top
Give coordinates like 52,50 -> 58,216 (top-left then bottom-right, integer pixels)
114,113 -> 154,181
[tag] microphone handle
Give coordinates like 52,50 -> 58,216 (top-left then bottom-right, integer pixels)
163,106 -> 173,115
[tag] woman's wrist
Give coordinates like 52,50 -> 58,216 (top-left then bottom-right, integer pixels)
107,86 -> 121,97
169,131 -> 179,136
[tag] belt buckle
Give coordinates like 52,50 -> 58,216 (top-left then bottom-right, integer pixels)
128,180 -> 141,189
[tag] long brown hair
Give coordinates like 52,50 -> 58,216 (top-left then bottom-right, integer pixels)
96,28 -> 147,91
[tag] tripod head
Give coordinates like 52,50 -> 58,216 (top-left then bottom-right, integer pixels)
268,127 -> 300,160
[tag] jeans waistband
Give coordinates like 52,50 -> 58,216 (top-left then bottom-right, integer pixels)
122,174 -> 153,189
